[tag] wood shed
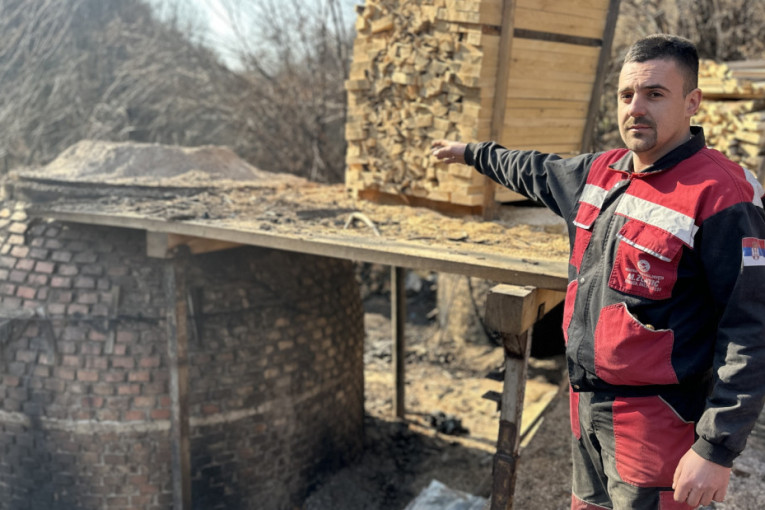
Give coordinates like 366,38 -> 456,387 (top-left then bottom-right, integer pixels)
345,0 -> 620,213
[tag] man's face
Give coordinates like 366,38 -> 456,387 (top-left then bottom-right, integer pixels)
617,58 -> 700,168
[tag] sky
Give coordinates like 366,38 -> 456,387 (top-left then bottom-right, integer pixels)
147,0 -> 359,69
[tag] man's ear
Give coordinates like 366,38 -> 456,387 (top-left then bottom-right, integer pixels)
686,88 -> 702,117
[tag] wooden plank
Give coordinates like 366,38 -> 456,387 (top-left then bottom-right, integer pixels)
392,266 -> 406,419
581,0 -> 621,152
511,37 -> 601,57
502,126 -> 585,144
508,78 -> 593,95
513,8 -> 606,39
506,106 -> 588,120
30,208 -> 571,290
506,86 -> 592,102
510,56 -> 598,80
504,117 -> 587,129
164,252 -> 192,510
511,55 -> 598,75
516,0 -> 609,20
511,51 -> 599,72
506,98 -> 590,112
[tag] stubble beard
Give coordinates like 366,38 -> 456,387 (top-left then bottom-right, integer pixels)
621,121 -> 657,154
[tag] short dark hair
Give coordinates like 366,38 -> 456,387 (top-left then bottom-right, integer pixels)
623,34 -> 699,95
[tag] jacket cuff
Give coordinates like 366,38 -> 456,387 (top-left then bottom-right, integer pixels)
464,142 -> 478,167
691,437 -> 738,468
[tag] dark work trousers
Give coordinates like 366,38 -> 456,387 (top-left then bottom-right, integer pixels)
569,389 -> 697,509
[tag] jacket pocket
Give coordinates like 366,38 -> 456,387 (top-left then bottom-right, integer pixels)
594,303 -> 678,386
608,220 -> 684,300
570,203 -> 598,271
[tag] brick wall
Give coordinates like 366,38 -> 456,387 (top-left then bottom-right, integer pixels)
0,202 -> 365,510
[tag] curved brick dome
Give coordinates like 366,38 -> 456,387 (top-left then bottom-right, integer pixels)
0,203 -> 365,510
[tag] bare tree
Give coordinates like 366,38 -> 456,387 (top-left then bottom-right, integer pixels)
0,0 -> 247,172
200,0 -> 354,182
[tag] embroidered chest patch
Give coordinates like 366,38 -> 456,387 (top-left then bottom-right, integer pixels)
742,237 -> 765,266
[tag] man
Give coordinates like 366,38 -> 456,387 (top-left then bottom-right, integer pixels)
432,34 -> 765,509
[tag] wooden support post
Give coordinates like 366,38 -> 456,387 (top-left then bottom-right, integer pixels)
580,0 -> 622,152
164,247 -> 192,510
392,266 -> 407,419
484,285 -> 564,510
483,0 -> 518,220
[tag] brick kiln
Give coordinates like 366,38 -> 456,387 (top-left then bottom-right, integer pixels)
0,142 -> 365,510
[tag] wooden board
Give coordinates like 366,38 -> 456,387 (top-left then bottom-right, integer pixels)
516,0 -> 609,20
513,7 -> 606,39
33,208 -> 569,290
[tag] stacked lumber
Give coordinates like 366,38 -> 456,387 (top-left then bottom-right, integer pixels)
696,60 -> 765,182
345,0 -> 615,211
699,59 -> 765,98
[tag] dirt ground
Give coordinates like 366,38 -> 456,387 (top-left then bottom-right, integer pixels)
302,278 -> 765,510
302,276 -> 572,510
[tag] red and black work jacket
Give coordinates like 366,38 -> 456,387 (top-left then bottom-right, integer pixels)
465,127 -> 765,467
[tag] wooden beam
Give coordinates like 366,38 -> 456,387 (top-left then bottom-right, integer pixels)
147,231 -> 242,258
484,284 -> 565,337
164,249 -> 192,510
147,232 -> 171,259
484,0 -> 518,220
580,0 -> 622,152
392,266 -> 407,419
168,233 -> 242,254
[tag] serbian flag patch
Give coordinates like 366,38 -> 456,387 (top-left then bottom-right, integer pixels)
742,237 -> 765,266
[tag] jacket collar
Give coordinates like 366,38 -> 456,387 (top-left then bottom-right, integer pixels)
610,126 -> 706,174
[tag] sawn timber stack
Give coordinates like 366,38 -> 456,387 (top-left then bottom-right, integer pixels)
696,59 -> 765,183
345,0 -> 620,214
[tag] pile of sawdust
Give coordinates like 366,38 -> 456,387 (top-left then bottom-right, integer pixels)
16,139 -> 304,187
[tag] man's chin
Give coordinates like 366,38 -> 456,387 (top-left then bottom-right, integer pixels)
623,136 -> 655,153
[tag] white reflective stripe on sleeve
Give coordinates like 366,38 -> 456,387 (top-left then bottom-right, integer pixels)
579,184 -> 609,209
743,167 -> 764,208
616,194 -> 699,247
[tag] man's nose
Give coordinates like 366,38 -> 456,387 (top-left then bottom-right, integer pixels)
627,94 -> 647,117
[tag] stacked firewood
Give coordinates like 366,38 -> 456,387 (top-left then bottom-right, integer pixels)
345,0 -> 499,207
345,0 -> 613,210
696,60 -> 765,182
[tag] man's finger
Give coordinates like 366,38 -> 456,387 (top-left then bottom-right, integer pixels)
713,486 -> 727,502
686,488 -> 701,508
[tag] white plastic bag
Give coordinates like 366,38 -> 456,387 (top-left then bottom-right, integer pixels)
403,479 -> 487,510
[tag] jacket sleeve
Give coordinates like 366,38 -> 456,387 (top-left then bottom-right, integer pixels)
692,202 -> 765,467
465,141 -> 599,221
